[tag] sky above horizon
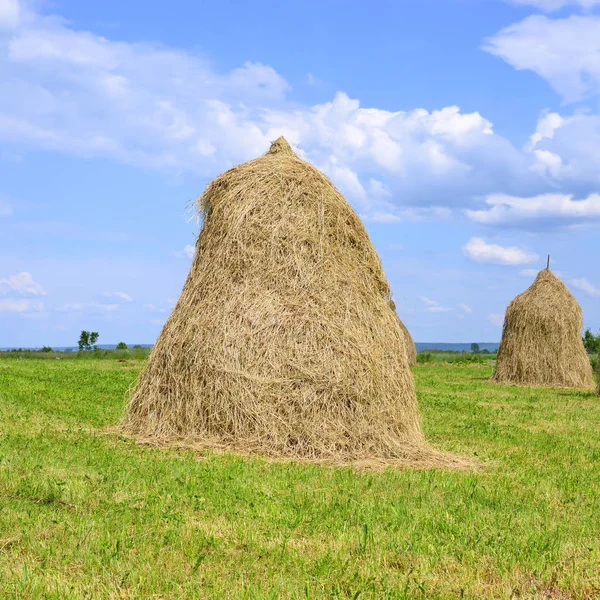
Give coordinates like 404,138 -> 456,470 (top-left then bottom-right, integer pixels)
1,0 -> 599,347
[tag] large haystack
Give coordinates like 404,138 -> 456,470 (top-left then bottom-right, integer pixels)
492,268 -> 594,389
389,299 -> 417,367
122,137 -> 467,468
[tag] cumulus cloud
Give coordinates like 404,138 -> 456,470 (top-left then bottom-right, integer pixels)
463,237 -> 539,265
570,277 -> 600,296
0,271 -> 46,295
466,193 -> 600,228
0,0 -> 563,224
525,112 -> 600,193
0,298 -> 43,312
484,15 -> 600,104
0,1 -> 598,230
103,291 -> 132,301
459,303 -> 473,314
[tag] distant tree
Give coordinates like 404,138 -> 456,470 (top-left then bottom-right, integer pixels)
133,344 -> 142,349
40,346 -> 53,353
89,332 -> 99,350
582,329 -> 600,354
471,343 -> 481,354
78,331 -> 99,351
116,341 -> 128,350
78,330 -> 90,351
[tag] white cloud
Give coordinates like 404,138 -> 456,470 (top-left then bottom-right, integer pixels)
509,0 -> 600,11
0,0 -> 555,225
488,313 -> 505,328
0,271 -> 46,295
523,112 -> 600,191
527,112 -> 564,151
570,277 -> 600,296
467,193 -> 600,228
459,303 -> 473,314
484,15 -> 600,104
0,2 -> 598,231
419,296 -> 439,307
175,244 -> 195,259
0,298 -> 44,312
463,237 -> 539,265
418,296 -> 451,312
103,291 -> 132,301
60,301 -> 119,312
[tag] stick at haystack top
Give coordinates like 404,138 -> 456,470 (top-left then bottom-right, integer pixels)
492,266 -> 594,389
121,136 -> 471,468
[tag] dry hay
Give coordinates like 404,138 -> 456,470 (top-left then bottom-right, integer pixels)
492,268 -> 594,389
388,299 -> 417,367
121,137 -> 471,469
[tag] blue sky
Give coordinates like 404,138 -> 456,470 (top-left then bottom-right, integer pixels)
1,0 -> 599,347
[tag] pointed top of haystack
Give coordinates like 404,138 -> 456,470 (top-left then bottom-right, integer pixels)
536,267 -> 558,282
266,136 -> 297,157
526,268 -> 573,301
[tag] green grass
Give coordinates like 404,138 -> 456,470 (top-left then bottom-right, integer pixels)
1,358 -> 599,599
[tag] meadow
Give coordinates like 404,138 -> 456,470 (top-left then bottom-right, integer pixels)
1,356 -> 599,599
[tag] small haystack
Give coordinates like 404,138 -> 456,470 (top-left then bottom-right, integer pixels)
389,299 -> 417,367
122,137 -> 468,468
492,268 -> 594,389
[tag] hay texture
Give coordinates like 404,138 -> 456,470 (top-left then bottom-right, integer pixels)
122,137 -> 466,468
389,299 -> 417,367
492,268 -> 594,389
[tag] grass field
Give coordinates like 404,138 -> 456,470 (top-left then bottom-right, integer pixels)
1,357 -> 599,599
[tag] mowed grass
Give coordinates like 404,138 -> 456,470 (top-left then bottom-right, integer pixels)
1,358 -> 599,599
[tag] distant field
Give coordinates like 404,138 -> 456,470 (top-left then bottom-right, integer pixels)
1,357 -> 599,599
